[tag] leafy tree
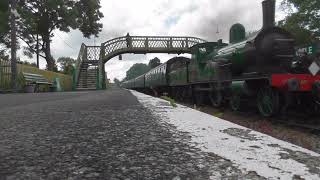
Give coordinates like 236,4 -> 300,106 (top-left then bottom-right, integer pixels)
16,0 -> 104,71
113,78 -> 121,86
57,57 -> 76,75
0,50 -> 9,60
125,63 -> 149,80
280,0 -> 320,45
148,57 -> 161,69
46,63 -> 59,72
17,60 -> 37,67
0,0 -> 10,52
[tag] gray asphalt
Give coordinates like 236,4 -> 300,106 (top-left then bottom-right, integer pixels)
0,89 -> 261,180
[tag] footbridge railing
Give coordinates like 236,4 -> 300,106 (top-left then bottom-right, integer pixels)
100,36 -> 206,63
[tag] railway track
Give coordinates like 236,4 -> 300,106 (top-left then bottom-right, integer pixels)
135,90 -> 320,153
178,100 -> 320,133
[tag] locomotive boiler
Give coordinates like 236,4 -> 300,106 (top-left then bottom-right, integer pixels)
211,0 -> 295,76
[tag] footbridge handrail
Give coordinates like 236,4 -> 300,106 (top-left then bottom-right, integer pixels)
75,43 -> 87,86
100,36 -> 207,62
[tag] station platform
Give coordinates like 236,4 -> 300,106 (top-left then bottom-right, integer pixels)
0,89 -> 319,179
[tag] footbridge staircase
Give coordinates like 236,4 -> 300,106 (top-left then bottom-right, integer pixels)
75,36 -> 206,90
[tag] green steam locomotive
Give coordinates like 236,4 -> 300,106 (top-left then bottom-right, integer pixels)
122,0 -> 320,117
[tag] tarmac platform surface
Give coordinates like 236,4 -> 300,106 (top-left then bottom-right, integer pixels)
0,89 -> 319,179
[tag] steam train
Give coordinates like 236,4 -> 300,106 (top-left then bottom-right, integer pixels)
122,0 -> 320,117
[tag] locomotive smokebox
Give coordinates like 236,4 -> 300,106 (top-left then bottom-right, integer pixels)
262,0 -> 276,29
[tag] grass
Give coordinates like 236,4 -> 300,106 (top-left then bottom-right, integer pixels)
213,112 -> 224,118
17,64 -> 73,91
160,96 -> 177,107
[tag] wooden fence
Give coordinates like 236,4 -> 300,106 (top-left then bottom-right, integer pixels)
0,58 -> 11,91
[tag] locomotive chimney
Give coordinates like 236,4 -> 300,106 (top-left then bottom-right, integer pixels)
262,0 -> 276,29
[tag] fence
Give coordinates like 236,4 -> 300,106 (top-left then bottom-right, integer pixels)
0,58 -> 11,91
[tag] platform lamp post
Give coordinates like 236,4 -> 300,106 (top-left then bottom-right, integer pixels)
10,0 -> 17,90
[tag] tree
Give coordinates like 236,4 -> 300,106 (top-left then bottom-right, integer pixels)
17,60 -> 37,67
148,57 -> 161,69
16,0 -> 104,71
125,63 -> 149,80
280,0 -> 320,45
57,57 -> 76,75
46,63 -> 58,72
0,0 -> 10,54
113,78 -> 121,86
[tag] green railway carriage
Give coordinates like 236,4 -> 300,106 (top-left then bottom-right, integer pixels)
144,57 -> 191,89
134,74 -> 145,89
122,79 -> 135,89
145,63 -> 167,88
168,57 -> 190,86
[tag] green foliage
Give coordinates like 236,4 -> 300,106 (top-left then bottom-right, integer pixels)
213,112 -> 224,118
0,49 -> 9,60
124,57 -> 162,81
57,57 -> 76,75
16,0 -> 104,71
148,57 -> 161,68
280,0 -> 320,45
0,0 -> 9,49
17,60 -> 37,67
45,63 -> 59,73
125,63 -> 149,81
0,0 -> 9,32
113,78 -> 121,86
160,96 -> 177,108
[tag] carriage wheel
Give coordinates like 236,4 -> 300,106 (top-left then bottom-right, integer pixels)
209,91 -> 223,108
257,87 -> 280,117
175,88 -> 183,102
194,91 -> 205,106
230,93 -> 241,112
178,88 -> 185,102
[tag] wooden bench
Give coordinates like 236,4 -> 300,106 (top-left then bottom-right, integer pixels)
23,73 -> 54,92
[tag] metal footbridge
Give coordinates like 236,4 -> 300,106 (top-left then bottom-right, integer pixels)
75,36 -> 206,90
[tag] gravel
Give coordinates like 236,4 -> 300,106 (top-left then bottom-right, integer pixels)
0,89 -> 263,179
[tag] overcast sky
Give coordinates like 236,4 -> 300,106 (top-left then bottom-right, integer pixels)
19,0 -> 286,81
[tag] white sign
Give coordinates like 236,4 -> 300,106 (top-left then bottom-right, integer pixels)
309,62 -> 320,76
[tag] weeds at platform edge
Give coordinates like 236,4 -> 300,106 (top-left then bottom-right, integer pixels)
213,112 -> 224,118
161,96 -> 177,108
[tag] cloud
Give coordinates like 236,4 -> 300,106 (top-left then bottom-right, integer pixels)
17,0 -> 286,80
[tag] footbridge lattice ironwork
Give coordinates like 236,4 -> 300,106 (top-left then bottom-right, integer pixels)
74,36 -> 207,90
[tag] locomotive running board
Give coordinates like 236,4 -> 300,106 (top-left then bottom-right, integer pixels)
194,87 -> 213,91
274,38 -> 295,42
276,55 -> 295,58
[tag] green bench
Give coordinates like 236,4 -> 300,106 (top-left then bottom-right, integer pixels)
23,72 -> 54,92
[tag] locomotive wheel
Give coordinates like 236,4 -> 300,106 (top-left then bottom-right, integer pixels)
179,88 -> 186,102
209,91 -> 223,108
257,87 -> 280,117
230,93 -> 241,112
